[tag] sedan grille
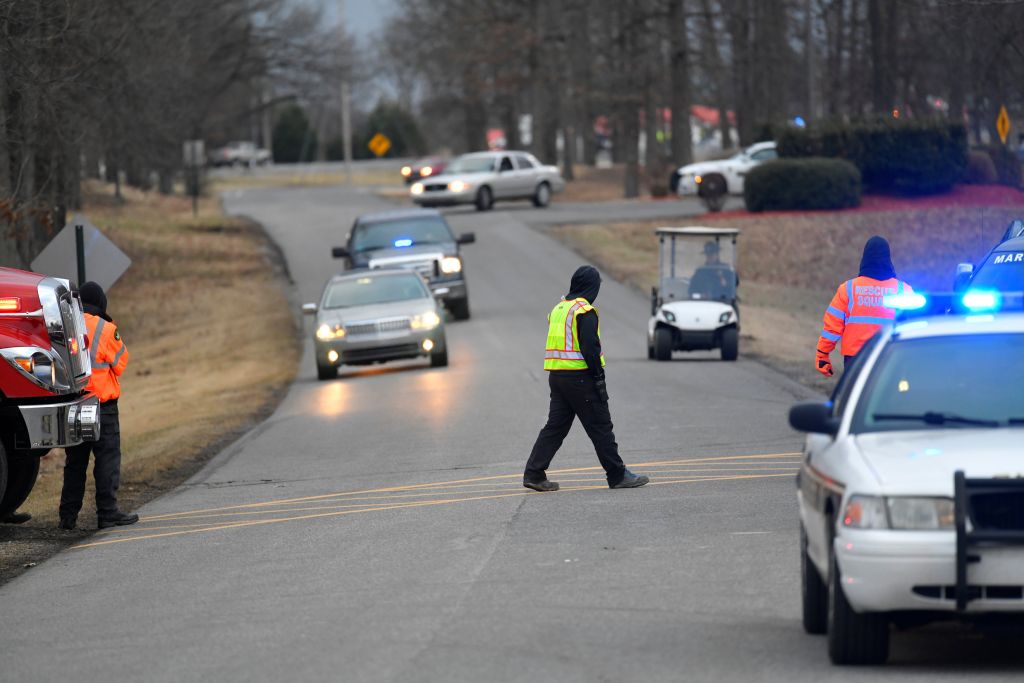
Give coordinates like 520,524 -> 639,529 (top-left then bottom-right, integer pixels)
423,184 -> 448,192
343,322 -> 377,336
343,318 -> 411,337
378,318 -> 411,333
971,492 -> 1024,531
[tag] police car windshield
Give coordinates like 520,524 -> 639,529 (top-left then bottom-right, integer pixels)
852,333 -> 1024,433
323,274 -> 430,309
352,216 -> 454,252
446,155 -> 496,174
970,250 -> 1024,291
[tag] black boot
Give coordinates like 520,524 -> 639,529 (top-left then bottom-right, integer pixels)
2,511 -> 31,524
611,469 -> 650,489
97,511 -> 139,529
58,517 -> 77,530
523,479 -> 560,492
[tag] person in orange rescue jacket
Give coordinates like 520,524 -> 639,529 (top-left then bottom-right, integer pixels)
58,282 -> 138,530
817,236 -> 913,376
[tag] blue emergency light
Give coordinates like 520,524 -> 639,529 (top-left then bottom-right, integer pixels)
883,292 -> 928,311
394,238 -> 413,248
961,289 -> 1000,312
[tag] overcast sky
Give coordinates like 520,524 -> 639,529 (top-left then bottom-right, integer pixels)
316,0 -> 396,36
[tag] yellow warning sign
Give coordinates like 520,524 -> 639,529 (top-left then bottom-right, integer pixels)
368,133 -> 392,158
997,106 -> 1010,145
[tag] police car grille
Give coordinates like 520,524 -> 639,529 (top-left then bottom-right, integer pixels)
970,492 -> 1024,531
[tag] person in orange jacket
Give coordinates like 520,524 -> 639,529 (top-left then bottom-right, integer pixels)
817,236 -> 913,376
58,282 -> 138,530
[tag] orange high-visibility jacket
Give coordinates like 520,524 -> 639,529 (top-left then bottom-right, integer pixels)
818,276 -> 913,358
84,313 -> 129,402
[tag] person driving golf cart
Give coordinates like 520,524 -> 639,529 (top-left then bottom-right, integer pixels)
689,240 -> 737,302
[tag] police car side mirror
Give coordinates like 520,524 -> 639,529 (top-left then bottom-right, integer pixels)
789,402 -> 839,436
332,247 -> 350,259
457,232 -> 476,245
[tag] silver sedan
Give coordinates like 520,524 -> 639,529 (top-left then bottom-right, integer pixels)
302,269 -> 448,380
410,150 -> 565,211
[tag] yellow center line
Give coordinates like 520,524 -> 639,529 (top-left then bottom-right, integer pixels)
140,451 -> 802,522
75,473 -> 795,550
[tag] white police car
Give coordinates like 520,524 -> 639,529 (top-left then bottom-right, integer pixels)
789,291 -> 1024,665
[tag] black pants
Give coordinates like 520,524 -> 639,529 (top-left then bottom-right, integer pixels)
59,401 -> 122,520
524,372 -> 627,487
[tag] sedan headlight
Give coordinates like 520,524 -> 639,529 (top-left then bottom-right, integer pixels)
440,256 -> 462,274
410,182 -> 425,195
411,311 -> 442,330
448,180 -> 472,193
316,323 -> 345,341
842,495 -> 954,530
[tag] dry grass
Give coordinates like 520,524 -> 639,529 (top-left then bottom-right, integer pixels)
1,181 -> 299,580
209,168 -> 398,191
548,205 -> 1024,392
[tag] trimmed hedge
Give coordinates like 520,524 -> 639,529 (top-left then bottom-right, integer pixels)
777,120 -> 967,195
964,150 -> 998,184
978,144 -> 1023,188
744,158 -> 861,212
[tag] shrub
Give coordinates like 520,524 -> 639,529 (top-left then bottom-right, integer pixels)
978,145 -> 1023,188
963,150 -> 998,184
272,104 -> 317,164
744,158 -> 861,212
777,119 -> 967,195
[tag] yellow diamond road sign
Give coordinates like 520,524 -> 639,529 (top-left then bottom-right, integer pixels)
997,105 -> 1010,145
368,133 -> 391,158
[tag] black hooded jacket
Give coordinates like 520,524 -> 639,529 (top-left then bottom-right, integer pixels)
858,236 -> 897,281
79,281 -> 113,322
564,266 -> 603,378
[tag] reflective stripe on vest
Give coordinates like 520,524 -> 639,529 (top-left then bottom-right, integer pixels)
841,276 -> 907,355
543,298 -> 606,371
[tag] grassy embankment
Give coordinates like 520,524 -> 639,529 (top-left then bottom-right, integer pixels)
1,181 -> 300,580
547,202 -> 1024,392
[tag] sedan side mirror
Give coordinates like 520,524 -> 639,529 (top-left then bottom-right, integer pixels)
332,247 -> 350,259
457,232 -> 476,245
789,402 -> 839,436
301,303 -> 318,315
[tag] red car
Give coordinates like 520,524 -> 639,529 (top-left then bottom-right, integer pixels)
400,157 -> 447,184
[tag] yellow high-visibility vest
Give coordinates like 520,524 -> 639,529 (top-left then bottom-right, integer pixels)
543,298 -> 606,371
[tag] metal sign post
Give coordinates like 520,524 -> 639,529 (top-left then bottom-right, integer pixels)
75,225 -> 86,286
183,140 -> 205,217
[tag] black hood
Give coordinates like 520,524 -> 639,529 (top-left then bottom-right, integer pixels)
79,281 -> 112,322
566,265 -> 601,305
858,236 -> 897,281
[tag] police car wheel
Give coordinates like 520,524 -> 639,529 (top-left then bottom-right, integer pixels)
0,455 -> 39,519
801,525 -> 828,635
475,187 -> 493,211
654,327 -> 673,361
449,298 -> 471,321
827,547 -> 889,665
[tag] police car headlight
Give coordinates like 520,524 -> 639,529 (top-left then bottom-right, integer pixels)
440,256 -> 462,274
664,311 -> 676,323
887,497 -> 954,530
842,495 -> 888,529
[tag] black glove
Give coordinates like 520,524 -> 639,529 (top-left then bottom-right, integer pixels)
594,378 -> 609,403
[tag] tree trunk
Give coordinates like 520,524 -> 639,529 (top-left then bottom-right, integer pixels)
669,0 -> 693,167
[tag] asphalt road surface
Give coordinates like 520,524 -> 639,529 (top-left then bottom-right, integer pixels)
2,188 -> 1021,682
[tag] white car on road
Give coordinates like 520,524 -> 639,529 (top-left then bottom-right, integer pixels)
673,141 -> 777,201
410,150 -> 564,211
789,297 -> 1024,665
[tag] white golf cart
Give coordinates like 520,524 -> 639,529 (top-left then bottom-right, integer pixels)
647,227 -> 740,361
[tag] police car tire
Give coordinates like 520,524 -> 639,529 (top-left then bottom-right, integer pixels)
827,548 -> 889,665
475,187 -> 493,211
316,362 -> 337,381
801,525 -> 828,635
654,327 -> 673,361
720,327 -> 739,361
0,455 -> 39,519
449,298 -> 471,321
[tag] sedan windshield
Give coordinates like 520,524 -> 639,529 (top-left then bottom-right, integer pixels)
446,155 -> 495,174
352,216 -> 454,252
852,333 -> 1024,433
970,250 -> 1024,291
323,274 -> 429,309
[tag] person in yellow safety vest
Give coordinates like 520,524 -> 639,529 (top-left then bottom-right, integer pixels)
817,236 -> 913,376
523,266 -> 649,491
58,282 -> 139,530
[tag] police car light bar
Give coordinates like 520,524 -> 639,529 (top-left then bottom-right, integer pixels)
961,290 -> 1000,312
883,292 -> 928,310
889,291 -> 1024,321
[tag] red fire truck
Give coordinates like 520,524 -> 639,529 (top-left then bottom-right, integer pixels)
0,267 -> 99,519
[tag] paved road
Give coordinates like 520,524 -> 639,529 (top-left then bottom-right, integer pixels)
2,189 -> 1020,682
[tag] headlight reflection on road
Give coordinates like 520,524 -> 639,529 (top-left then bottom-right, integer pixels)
313,379 -> 351,418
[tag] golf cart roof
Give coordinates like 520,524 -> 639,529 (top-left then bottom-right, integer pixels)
656,227 -> 740,237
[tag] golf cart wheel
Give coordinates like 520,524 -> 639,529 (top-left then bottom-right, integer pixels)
316,361 -> 337,381
475,186 -> 493,211
720,327 -> 738,361
699,174 -> 727,213
532,182 -> 551,208
654,327 -> 673,361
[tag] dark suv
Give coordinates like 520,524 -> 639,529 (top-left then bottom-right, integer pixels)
332,209 -> 475,320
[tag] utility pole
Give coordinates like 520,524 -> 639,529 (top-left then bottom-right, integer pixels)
339,0 -> 353,183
